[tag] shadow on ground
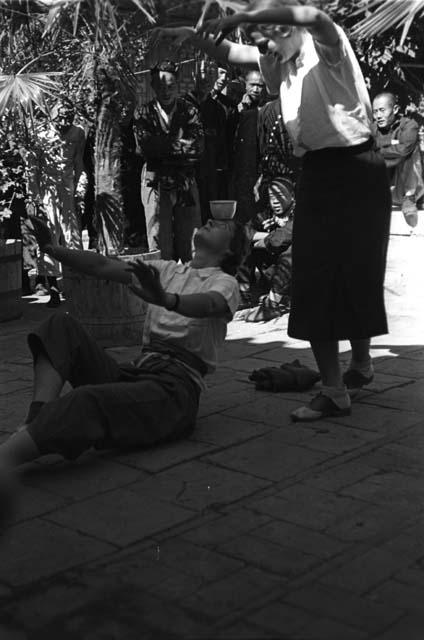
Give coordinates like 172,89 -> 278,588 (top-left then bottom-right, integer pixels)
0,237 -> 424,640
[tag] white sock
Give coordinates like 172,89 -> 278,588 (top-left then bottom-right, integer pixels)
321,385 -> 351,409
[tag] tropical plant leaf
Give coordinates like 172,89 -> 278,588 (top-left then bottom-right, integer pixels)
0,71 -> 62,115
40,0 -> 156,39
352,0 -> 424,44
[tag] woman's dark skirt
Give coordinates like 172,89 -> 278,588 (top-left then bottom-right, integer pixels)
287,140 -> 392,341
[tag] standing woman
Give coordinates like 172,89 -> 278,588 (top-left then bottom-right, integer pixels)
158,0 -> 391,421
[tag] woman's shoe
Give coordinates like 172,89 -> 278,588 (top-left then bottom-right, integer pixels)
291,393 -> 351,422
343,369 -> 374,398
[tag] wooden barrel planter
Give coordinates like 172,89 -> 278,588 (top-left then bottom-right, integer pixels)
63,250 -> 160,347
0,239 -> 22,322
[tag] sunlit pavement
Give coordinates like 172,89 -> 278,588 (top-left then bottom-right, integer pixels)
0,210 -> 423,639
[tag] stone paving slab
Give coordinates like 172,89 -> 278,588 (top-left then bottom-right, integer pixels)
46,489 -> 196,547
284,582 -> 404,634
128,460 -> 271,511
22,455 -> 144,500
111,439 -> 218,473
0,519 -> 115,587
206,432 -> 330,482
0,232 -> 423,637
181,508 -> 272,548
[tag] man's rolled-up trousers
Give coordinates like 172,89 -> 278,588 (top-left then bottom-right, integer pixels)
27,313 -> 200,460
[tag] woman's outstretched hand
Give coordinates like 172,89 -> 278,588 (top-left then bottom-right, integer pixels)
127,260 -> 167,306
196,14 -> 244,45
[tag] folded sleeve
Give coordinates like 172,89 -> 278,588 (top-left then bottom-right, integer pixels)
314,24 -> 349,67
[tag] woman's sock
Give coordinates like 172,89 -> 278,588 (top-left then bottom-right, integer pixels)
349,358 -> 374,378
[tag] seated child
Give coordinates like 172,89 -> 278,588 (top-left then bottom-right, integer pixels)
243,177 -> 295,321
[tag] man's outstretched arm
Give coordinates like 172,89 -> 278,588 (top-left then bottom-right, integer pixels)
45,245 -> 132,284
29,216 -> 131,284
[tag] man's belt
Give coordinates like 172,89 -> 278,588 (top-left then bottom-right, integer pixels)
144,337 -> 208,377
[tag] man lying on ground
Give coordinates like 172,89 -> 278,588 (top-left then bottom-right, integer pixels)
0,217 -> 246,476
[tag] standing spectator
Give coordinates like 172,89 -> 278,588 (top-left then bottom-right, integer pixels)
255,97 -> 298,195
373,92 -> 424,228
218,78 -> 246,191
229,71 -> 266,308
232,70 -> 266,225
186,62 -> 229,221
237,98 -> 297,310
239,69 -> 267,112
28,99 -> 86,307
134,61 -> 204,262
206,67 -> 231,202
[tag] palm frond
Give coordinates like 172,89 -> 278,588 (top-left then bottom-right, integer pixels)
0,71 -> 62,115
351,0 -> 424,44
40,0 -> 156,39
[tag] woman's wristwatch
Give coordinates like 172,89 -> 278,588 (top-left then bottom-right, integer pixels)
165,292 -> 180,312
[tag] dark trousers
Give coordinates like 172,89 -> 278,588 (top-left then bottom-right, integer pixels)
27,314 -> 200,460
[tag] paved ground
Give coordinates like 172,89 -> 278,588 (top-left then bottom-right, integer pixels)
0,212 -> 423,639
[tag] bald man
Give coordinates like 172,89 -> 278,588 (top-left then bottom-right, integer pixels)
373,92 -> 424,228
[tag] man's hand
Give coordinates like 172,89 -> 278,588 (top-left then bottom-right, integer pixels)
262,217 -> 277,232
196,15 -> 245,45
127,260 -> 168,307
253,175 -> 263,202
28,215 -> 54,253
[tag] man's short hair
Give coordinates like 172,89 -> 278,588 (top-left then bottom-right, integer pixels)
150,60 -> 179,78
220,221 -> 250,276
244,69 -> 264,82
373,92 -> 399,107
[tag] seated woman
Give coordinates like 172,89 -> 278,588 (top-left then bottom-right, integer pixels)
243,177 -> 295,321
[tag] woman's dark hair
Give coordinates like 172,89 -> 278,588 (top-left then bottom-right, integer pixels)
220,221 -> 250,276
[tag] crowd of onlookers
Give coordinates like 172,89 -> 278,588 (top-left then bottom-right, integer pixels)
1,60 -> 424,319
